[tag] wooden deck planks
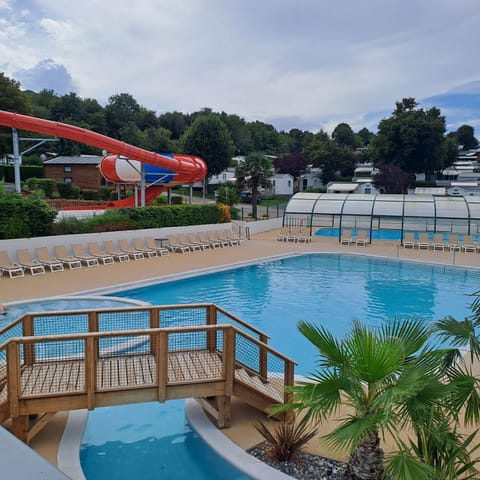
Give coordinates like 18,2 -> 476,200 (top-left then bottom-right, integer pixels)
18,351 -> 224,398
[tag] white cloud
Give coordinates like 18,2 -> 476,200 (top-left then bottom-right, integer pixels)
1,0 -> 479,132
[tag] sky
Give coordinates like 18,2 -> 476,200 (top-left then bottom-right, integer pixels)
1,0 -> 480,134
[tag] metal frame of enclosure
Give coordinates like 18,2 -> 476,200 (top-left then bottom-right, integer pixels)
282,193 -> 480,244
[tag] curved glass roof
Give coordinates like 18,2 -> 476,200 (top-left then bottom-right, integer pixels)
285,193 -> 480,220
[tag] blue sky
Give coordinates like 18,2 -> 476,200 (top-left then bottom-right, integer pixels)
1,0 -> 479,133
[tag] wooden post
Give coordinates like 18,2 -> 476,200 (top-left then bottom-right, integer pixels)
259,333 -> 268,382
88,312 -> 99,359
283,360 -> 295,422
7,341 -> 21,418
218,327 -> 233,428
22,315 -> 35,366
150,307 -> 160,355
85,336 -> 96,410
157,331 -> 168,402
206,305 -> 217,352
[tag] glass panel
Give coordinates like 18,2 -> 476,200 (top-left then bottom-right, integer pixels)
285,198 -> 314,214
342,200 -> 374,215
404,202 -> 435,217
435,198 -> 467,219
373,200 -> 403,216
312,200 -> 345,214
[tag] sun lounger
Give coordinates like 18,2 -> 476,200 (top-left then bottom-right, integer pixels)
417,233 -> 430,250
133,238 -> 158,258
118,239 -> 145,260
402,232 -> 415,249
35,247 -> 65,272
71,244 -> 100,267
276,228 -> 288,242
53,245 -> 82,270
462,235 -> 478,253
188,232 -> 210,250
177,233 -> 201,251
447,234 -> 461,252
431,234 -> 446,251
354,230 -> 368,247
144,237 -> 170,256
198,231 -> 221,249
0,251 -> 24,278
216,230 -> 240,246
340,229 -> 353,245
208,231 -> 229,247
166,235 -> 191,253
87,242 -> 115,265
103,241 -> 130,262
15,249 -> 46,275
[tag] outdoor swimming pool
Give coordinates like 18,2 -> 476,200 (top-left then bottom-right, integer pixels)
79,253 -> 480,480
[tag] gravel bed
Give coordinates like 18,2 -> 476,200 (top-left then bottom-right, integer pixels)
247,442 -> 346,479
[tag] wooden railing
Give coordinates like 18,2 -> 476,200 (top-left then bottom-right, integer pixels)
0,304 -> 295,429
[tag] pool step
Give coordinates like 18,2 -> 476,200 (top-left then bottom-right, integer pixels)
234,368 -> 283,403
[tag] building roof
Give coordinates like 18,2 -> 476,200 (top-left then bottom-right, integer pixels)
43,155 -> 102,165
414,187 -> 446,195
327,183 -> 358,192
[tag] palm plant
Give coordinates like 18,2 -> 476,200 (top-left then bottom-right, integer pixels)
272,318 -> 479,480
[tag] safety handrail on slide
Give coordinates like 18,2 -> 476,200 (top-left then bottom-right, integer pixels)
0,109 -> 207,186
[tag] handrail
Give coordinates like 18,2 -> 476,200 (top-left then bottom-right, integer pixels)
0,303 -> 271,348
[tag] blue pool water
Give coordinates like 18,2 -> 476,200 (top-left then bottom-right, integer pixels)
80,254 -> 480,480
316,227 -> 402,240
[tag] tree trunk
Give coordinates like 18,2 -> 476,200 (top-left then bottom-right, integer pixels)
344,432 -> 385,480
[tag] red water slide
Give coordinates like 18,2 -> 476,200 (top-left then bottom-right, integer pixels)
0,110 -> 207,207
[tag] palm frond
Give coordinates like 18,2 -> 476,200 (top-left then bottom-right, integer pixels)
381,317 -> 432,356
385,450 -> 434,480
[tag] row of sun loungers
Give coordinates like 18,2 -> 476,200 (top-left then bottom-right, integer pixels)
276,228 -> 312,243
0,236 -> 170,278
402,232 -> 480,252
166,230 -> 242,253
0,230 -> 244,277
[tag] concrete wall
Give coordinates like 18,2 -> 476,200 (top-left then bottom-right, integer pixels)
0,218 -> 280,259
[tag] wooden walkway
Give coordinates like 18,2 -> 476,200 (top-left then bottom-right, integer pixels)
0,304 -> 295,443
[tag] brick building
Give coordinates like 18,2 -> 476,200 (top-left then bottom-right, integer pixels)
43,155 -> 105,189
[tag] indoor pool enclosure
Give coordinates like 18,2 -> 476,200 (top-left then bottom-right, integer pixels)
282,192 -> 480,244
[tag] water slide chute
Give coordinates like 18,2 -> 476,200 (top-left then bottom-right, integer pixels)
0,110 -> 207,207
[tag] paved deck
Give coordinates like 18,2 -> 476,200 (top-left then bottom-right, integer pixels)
2,229 -> 480,470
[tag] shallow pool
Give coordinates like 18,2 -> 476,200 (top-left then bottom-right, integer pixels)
79,254 -> 480,480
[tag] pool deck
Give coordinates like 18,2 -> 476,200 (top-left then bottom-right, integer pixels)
2,229 -> 480,475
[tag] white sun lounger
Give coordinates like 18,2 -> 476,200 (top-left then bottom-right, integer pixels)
15,249 -> 46,275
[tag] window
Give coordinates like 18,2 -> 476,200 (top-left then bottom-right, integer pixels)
64,177 -> 73,183
288,180 -> 291,187
365,188 -> 371,194
64,165 -> 72,173
272,180 -> 276,187
222,173 -> 227,180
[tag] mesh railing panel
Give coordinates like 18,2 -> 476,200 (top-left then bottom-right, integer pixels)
0,321 -> 23,347
33,313 -> 89,336
0,345 -> 7,405
167,329 -> 209,353
234,332 -> 260,372
97,310 -> 151,332
216,309 -> 262,342
99,334 -> 151,357
159,307 -> 207,328
19,338 -> 85,398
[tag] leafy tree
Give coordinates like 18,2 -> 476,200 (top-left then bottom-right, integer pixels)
0,73 -> 32,156
356,127 -> 374,147
273,318 -> 480,480
332,123 -> 356,149
158,111 -> 189,139
443,135 -> 460,166
181,114 -> 235,178
247,121 -> 281,154
219,112 -> 253,155
235,152 -> 273,219
273,153 -> 308,192
26,88 -> 59,120
215,183 -> 240,206
455,125 -> 478,150
304,133 -> 356,184
285,128 -> 315,154
369,98 -> 446,179
105,93 -> 141,138
82,98 -> 107,134
51,92 -> 85,123
373,165 -> 411,193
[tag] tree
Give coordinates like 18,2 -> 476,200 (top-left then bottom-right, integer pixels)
273,153 -> 308,192
455,125 -> 478,150
219,112 -> 253,155
373,165 -> 411,193
273,318 -> 480,480
356,127 -> 374,147
158,111 -> 189,139
235,152 -> 273,219
105,93 -> 141,138
369,98 -> 446,179
304,133 -> 356,184
215,183 -> 240,206
332,123 -> 356,149
181,114 -> 235,178
247,121 -> 281,154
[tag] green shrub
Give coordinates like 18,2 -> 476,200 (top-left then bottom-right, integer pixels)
171,195 -> 183,204
154,195 -> 168,204
97,187 -> 111,201
25,178 -> 56,197
0,193 -> 57,239
81,189 -> 98,200
57,182 -> 81,199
